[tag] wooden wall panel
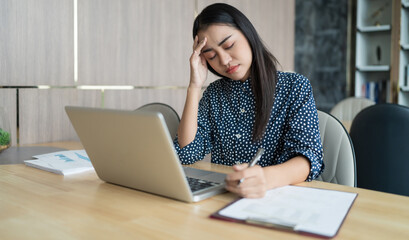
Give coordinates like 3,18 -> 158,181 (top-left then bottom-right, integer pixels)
78,0 -> 194,86
1,0 -> 296,146
0,89 -> 17,146
198,0 -> 295,72
0,0 -> 74,85
103,88 -> 187,118
19,89 -> 102,144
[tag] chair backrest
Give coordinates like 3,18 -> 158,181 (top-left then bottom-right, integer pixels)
137,103 -> 180,139
316,110 -> 356,187
349,104 -> 409,196
330,97 -> 375,122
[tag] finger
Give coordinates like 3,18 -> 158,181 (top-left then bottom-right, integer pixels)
225,170 -> 245,182
225,177 -> 240,188
225,176 -> 251,195
235,175 -> 263,188
233,164 -> 248,171
225,181 -> 265,198
225,181 -> 242,194
193,37 -> 207,55
192,35 -> 199,50
228,164 -> 261,181
200,54 -> 207,66
225,165 -> 246,182
242,191 -> 266,199
225,185 -> 238,194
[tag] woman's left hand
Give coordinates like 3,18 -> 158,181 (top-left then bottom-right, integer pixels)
225,164 -> 268,198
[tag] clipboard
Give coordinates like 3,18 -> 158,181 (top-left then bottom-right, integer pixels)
210,186 -> 358,238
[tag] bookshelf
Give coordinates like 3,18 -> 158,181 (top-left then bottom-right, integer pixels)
399,0 -> 409,105
354,0 -> 400,104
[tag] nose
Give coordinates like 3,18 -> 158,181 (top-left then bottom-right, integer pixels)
219,50 -> 232,66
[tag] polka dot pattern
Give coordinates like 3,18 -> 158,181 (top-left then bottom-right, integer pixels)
174,71 -> 324,181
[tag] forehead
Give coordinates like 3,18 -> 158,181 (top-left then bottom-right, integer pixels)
197,24 -> 240,41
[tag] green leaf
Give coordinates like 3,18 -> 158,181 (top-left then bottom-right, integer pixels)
0,129 -> 10,145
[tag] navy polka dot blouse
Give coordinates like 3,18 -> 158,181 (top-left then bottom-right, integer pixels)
174,71 -> 324,181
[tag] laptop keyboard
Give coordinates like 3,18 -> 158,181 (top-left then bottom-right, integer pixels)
186,177 -> 222,192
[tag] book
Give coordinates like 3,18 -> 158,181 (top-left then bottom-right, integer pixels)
362,81 -> 388,103
24,150 -> 94,175
210,185 -> 357,238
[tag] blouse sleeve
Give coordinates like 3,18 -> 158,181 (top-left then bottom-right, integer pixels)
173,88 -> 213,165
278,74 -> 324,181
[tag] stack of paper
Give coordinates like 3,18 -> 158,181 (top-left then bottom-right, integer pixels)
24,150 -> 94,175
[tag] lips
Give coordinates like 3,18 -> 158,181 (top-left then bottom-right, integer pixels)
226,65 -> 239,74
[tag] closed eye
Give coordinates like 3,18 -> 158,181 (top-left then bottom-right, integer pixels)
225,43 -> 235,50
207,43 -> 234,60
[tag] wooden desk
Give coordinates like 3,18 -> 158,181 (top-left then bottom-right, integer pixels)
0,141 -> 80,165
1,144 -> 409,239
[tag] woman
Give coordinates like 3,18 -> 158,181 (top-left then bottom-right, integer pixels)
174,3 -> 324,198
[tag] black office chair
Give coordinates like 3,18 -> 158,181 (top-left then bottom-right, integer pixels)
349,104 -> 409,196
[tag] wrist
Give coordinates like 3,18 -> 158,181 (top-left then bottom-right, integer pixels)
185,85 -> 202,103
263,165 -> 288,189
187,84 -> 203,92
189,71 -> 206,90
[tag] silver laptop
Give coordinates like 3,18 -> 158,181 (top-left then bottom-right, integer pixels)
65,106 -> 226,203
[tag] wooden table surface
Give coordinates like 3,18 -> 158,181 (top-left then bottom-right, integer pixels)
1,142 -> 409,239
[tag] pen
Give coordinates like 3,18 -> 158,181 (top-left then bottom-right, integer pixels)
238,148 -> 265,184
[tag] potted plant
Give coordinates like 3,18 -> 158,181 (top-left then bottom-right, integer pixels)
0,128 -> 10,152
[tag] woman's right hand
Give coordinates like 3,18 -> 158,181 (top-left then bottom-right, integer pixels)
189,36 -> 208,89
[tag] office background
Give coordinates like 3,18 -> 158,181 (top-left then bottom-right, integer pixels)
295,0 -> 348,112
0,0 -> 348,146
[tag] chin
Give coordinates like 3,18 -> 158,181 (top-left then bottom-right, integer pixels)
217,70 -> 248,81
225,72 -> 245,81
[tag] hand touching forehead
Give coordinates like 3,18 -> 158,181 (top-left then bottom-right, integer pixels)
197,24 -> 252,82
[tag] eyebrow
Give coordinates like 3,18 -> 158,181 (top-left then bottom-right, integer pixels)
202,35 -> 233,53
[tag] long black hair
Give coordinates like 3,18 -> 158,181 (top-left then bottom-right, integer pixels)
193,3 -> 279,142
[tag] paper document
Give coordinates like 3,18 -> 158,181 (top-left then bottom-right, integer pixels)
213,186 -> 357,238
24,150 -> 94,175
